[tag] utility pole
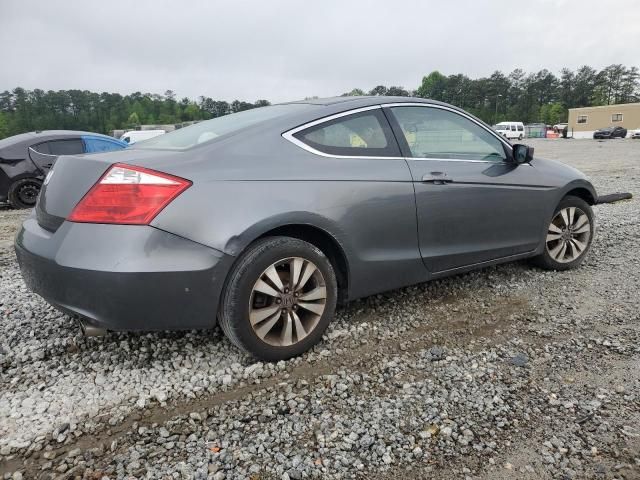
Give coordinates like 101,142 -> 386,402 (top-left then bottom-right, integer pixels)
494,94 -> 503,125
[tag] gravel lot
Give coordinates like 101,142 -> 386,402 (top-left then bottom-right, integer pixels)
1,138 -> 639,480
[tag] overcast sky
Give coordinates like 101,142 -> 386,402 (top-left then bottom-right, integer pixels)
1,0 -> 639,103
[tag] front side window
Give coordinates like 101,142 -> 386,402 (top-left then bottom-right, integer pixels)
293,109 -> 399,157
390,106 -> 507,162
577,115 -> 588,124
517,124 -> 524,131
612,113 -> 623,122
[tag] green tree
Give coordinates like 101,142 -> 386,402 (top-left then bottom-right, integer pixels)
540,103 -> 566,125
127,112 -> 140,127
0,111 -> 9,138
343,88 -> 365,96
386,86 -> 409,96
416,71 -> 447,100
369,85 -> 388,96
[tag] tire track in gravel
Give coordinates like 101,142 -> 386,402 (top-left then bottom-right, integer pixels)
1,289 -> 535,476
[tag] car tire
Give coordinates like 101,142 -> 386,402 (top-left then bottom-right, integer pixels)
8,178 -> 42,209
531,195 -> 594,271
518,134 -> 523,140
218,236 -> 338,361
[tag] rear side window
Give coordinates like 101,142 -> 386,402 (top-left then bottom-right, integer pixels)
46,139 -> 84,155
293,109 -> 400,157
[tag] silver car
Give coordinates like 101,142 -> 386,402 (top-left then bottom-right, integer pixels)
15,97 -> 597,360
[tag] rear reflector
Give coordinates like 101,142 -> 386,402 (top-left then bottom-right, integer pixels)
68,163 -> 191,225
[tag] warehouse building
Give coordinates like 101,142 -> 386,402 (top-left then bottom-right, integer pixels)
568,103 -> 640,138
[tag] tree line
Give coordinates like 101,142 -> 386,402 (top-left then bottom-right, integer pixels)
345,64 -> 639,126
0,64 -> 638,140
0,88 -> 270,140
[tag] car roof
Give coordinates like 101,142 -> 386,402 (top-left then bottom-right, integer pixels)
254,96 -> 468,134
0,130 -> 114,145
0,130 -> 118,158
284,96 -> 444,108
130,96 -> 499,156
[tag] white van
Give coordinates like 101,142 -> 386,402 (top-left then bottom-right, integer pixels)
494,122 -> 525,140
120,130 -> 166,144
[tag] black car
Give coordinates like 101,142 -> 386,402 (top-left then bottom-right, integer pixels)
593,126 -> 627,139
0,131 -> 127,208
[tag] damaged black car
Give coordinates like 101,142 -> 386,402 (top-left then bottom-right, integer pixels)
0,130 -> 127,208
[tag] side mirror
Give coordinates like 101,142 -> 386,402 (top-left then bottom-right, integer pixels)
512,144 -> 534,164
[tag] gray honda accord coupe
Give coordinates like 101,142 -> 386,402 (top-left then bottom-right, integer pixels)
15,96 -> 597,360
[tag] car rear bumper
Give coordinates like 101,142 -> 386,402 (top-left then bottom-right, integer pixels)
14,215 -> 234,331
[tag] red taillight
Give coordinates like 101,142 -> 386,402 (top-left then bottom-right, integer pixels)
68,163 -> 191,225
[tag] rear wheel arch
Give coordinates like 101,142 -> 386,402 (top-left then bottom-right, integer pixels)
254,224 -> 350,303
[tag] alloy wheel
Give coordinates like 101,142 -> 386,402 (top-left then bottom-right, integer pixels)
545,207 -> 591,263
249,257 -> 327,347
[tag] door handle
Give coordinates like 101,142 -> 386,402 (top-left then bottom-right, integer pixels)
421,172 -> 453,184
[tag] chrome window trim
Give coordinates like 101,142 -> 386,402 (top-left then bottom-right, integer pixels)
282,105 -> 402,160
28,146 -> 58,158
381,102 -> 514,150
281,102 -> 526,165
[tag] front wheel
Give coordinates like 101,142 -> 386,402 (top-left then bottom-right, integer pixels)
518,134 -> 523,140
531,196 -> 594,271
218,236 -> 338,361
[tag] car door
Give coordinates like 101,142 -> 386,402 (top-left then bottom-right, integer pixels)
384,104 -> 555,273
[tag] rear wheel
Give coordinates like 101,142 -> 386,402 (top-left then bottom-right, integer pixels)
8,178 -> 42,209
531,196 -> 594,270
219,236 -> 338,361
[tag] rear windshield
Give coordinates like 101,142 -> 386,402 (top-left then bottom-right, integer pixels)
135,103 -> 315,151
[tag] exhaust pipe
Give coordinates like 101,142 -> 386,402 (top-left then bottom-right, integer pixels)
78,319 -> 107,337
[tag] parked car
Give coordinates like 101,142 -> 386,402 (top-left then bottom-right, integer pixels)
1,131 -> 127,208
119,129 -> 166,144
15,97 -> 598,360
494,122 -> 525,140
552,123 -> 568,133
593,126 -> 627,139
630,128 -> 640,139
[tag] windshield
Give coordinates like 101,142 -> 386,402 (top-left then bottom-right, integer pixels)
135,103 -> 315,150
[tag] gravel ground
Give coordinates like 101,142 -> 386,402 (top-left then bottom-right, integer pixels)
1,138 -> 639,480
